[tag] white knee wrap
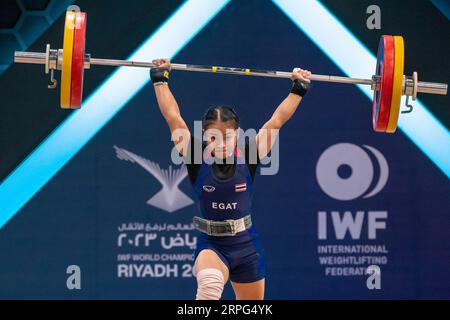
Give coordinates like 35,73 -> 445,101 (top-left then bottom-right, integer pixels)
195,268 -> 225,300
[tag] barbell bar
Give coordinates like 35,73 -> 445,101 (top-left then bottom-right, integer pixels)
14,48 -> 448,94
13,9 -> 448,133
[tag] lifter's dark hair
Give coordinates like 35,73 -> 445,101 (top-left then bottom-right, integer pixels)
202,106 -> 240,130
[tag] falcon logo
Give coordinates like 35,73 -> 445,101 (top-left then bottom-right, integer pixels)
203,185 -> 216,192
114,146 -> 193,212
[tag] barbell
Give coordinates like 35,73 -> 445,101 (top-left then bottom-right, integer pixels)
13,9 -> 448,133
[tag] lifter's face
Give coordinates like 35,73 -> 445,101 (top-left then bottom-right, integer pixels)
204,121 -> 239,160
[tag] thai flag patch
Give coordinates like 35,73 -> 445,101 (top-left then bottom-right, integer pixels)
235,182 -> 247,192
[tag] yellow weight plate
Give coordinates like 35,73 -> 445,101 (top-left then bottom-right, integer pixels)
61,11 -> 76,109
386,36 -> 404,133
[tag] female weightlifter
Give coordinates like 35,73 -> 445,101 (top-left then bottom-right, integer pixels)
150,58 -> 311,300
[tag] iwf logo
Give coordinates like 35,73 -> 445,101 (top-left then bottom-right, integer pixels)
316,143 -> 389,201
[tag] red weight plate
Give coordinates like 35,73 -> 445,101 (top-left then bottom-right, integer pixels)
70,12 -> 87,109
372,35 -> 395,132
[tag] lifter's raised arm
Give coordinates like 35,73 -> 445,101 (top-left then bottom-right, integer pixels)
256,68 -> 311,159
151,58 -> 191,157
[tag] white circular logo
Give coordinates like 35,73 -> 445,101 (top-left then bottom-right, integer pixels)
316,143 -> 388,201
